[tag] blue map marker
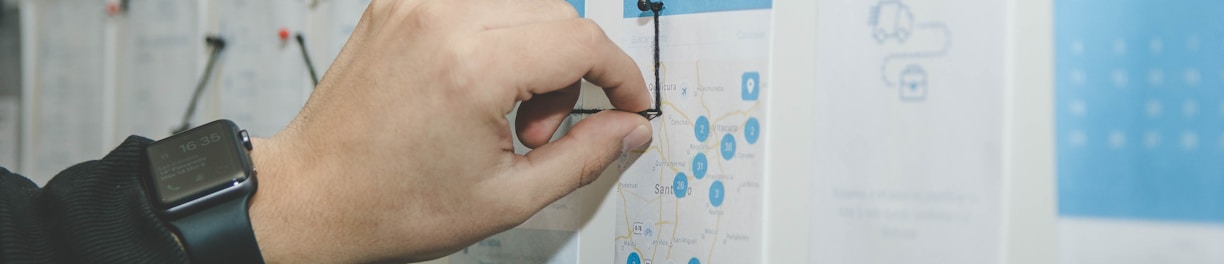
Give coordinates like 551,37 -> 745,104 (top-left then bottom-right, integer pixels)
741,72 -> 760,101
710,180 -> 725,207
695,115 -> 710,142
744,117 -> 760,144
627,252 -> 641,264
720,134 -> 737,160
692,153 -> 708,180
674,172 -> 689,198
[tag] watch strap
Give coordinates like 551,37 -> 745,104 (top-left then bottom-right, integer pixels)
169,186 -> 265,264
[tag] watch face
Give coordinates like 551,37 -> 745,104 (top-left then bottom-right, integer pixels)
147,120 -> 252,209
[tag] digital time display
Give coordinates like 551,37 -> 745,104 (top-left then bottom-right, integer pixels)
146,120 -> 251,208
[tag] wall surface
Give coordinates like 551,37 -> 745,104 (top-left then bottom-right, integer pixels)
7,0 -> 1064,263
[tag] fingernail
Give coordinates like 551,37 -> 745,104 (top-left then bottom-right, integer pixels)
622,125 -> 652,153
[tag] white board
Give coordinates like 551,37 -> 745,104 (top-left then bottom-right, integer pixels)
114,0 -> 201,140
214,0 -> 310,137
12,1 -> 1068,263
0,96 -> 18,171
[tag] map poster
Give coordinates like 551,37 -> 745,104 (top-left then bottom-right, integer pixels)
614,1 -> 771,264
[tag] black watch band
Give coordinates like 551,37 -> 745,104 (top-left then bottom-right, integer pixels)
168,180 -> 264,264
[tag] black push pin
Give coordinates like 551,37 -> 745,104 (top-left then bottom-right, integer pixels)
638,0 -> 664,12
204,35 -> 226,50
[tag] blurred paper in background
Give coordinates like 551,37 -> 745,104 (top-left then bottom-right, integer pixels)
1056,0 -> 1224,263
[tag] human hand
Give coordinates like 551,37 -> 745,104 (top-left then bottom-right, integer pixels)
245,0 -> 653,263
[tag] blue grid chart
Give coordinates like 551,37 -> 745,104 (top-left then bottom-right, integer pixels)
1056,0 -> 1224,223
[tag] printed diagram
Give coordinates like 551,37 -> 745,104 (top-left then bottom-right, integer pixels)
813,0 -> 1008,262
868,0 -> 950,101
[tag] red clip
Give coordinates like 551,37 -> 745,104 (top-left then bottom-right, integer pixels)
106,1 -> 121,16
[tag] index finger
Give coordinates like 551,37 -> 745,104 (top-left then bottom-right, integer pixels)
469,18 -> 652,112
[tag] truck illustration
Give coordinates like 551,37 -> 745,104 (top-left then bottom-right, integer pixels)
869,0 -> 915,43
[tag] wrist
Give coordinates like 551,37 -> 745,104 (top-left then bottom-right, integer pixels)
246,134 -> 356,263
247,137 -> 293,264
246,127 -> 431,263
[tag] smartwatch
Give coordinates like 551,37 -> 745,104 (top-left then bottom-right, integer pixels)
144,119 -> 265,263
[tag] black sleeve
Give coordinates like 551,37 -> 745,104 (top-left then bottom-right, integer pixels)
0,136 -> 189,263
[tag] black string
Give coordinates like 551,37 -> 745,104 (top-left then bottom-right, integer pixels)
570,0 -> 663,120
647,1 -> 663,118
173,36 -> 226,134
295,33 -> 320,88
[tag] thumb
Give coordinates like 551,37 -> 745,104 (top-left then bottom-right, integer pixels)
502,110 -> 652,208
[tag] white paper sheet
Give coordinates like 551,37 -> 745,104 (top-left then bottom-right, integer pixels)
0,96 -> 18,171
1060,217 -> 1224,264
810,0 -> 1006,263
26,0 -> 109,185
114,0 -> 200,140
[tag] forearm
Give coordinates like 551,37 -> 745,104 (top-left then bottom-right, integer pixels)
0,136 -> 188,263
0,167 -> 56,262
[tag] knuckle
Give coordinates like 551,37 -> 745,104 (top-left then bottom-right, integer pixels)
570,19 -> 610,59
572,19 -> 608,46
445,40 -> 483,91
453,40 -> 518,104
